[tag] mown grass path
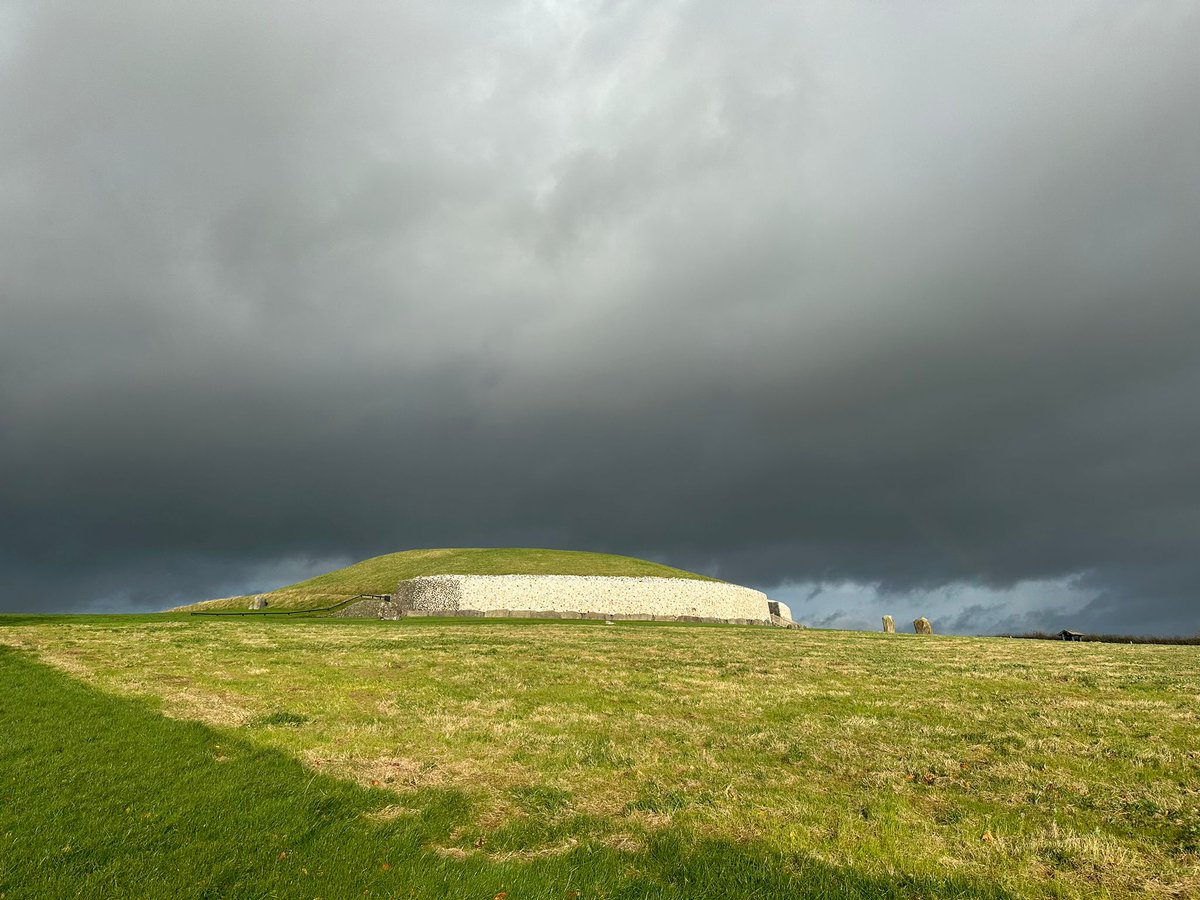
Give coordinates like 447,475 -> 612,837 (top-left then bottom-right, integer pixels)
2,616 -> 1198,897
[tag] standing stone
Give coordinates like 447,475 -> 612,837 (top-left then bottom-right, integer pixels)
913,616 -> 933,635
882,615 -> 895,633
249,596 -> 268,610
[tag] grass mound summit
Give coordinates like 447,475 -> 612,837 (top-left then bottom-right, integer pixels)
178,548 -> 716,612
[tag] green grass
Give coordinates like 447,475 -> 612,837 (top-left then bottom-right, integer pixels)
3,615 -> 1199,897
178,548 -> 717,611
3,646 -> 928,899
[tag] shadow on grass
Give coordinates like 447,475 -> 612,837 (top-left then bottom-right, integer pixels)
0,647 -> 1013,898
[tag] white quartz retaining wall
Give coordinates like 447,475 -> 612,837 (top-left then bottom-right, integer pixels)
390,574 -> 773,623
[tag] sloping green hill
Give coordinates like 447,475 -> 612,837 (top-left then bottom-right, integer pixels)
178,548 -> 717,611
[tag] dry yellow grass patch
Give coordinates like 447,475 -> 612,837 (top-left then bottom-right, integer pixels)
363,805 -> 420,823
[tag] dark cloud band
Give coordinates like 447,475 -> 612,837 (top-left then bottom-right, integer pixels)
2,2 -> 1198,632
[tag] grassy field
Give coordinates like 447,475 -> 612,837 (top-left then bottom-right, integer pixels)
179,548 -> 717,611
2,616 -> 1198,898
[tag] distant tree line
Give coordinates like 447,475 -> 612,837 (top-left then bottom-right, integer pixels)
1003,631 -> 1200,646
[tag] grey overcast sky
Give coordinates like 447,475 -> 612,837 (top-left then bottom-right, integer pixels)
2,1 -> 1199,633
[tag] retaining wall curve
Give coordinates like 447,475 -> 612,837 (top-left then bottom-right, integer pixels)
388,574 -> 773,623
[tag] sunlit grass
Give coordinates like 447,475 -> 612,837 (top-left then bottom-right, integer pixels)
2,615 -> 1198,897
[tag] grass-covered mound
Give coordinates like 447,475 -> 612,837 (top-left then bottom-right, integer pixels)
180,548 -> 716,611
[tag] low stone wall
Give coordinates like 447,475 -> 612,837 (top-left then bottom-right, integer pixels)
390,574 -> 773,624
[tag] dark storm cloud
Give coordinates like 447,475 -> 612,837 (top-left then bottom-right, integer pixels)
2,2 -> 1199,632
